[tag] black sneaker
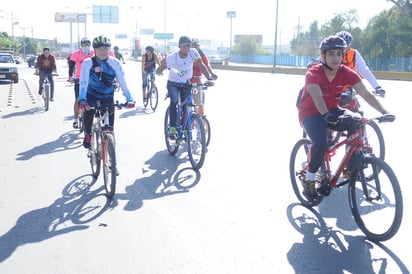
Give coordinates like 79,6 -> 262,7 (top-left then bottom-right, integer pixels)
73,121 -> 78,129
83,134 -> 92,149
38,89 -> 42,95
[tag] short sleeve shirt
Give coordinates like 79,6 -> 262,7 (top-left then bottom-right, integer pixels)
298,64 -> 361,122
166,48 -> 200,83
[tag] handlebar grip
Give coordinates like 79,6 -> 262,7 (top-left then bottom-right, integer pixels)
378,114 -> 395,123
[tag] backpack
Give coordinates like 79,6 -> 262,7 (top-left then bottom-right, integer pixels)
296,87 -> 304,108
91,56 -> 115,87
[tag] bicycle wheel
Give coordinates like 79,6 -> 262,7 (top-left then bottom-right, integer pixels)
143,86 -> 149,108
289,138 -> 323,207
364,120 -> 385,161
78,114 -> 84,133
43,83 -> 50,111
149,85 -> 159,111
164,106 -> 180,155
349,156 -> 403,242
202,115 -> 211,147
90,129 -> 101,178
102,133 -> 117,198
187,113 -> 206,170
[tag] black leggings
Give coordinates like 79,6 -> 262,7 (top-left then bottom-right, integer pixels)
83,94 -> 115,135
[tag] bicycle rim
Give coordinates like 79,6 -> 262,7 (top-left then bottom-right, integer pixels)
349,156 -> 403,242
164,106 -> 180,155
150,86 -> 159,111
187,113 -> 206,170
202,116 -> 211,147
289,139 -> 323,207
90,130 -> 101,178
103,133 -> 117,198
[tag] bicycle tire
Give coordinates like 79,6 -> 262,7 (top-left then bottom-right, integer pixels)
103,133 -> 117,198
364,119 -> 385,160
187,113 -> 206,170
143,86 -> 149,108
150,85 -> 159,111
349,156 -> 403,242
90,128 -> 101,178
202,115 -> 211,147
44,83 -> 50,111
78,115 -> 84,133
289,138 -> 323,207
164,106 -> 180,155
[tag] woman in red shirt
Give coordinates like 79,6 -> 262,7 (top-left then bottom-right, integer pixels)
297,35 -> 392,198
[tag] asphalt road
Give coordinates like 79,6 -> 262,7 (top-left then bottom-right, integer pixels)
0,60 -> 411,273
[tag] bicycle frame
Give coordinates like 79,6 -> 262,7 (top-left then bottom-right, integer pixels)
176,91 -> 196,140
323,123 -> 368,189
92,104 -> 112,160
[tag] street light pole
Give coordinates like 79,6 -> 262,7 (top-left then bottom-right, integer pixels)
226,11 -> 236,58
273,0 -> 279,71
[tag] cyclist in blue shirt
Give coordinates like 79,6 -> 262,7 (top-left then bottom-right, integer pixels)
78,35 -> 135,149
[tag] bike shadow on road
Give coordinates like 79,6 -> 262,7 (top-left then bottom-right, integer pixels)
114,149 -> 201,212
117,105 -> 157,118
0,174 -> 112,263
286,203 -> 409,273
1,106 -> 49,118
16,130 -> 82,160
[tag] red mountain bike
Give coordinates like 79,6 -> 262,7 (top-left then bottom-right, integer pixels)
289,114 -> 402,242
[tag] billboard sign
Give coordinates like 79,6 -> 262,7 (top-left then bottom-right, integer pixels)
55,12 -> 87,23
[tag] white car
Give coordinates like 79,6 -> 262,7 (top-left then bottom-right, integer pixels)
208,55 -> 224,64
0,53 -> 19,83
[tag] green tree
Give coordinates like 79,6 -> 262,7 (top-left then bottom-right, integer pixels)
231,37 -> 258,55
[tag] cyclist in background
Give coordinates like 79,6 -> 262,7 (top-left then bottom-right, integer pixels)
335,31 -> 386,107
35,47 -> 58,101
156,36 -> 213,139
78,35 -> 135,149
141,45 -> 161,102
191,38 -> 218,116
113,46 -> 125,63
68,37 -> 94,128
297,35 -> 392,198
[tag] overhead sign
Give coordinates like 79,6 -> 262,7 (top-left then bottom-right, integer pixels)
55,12 -> 87,23
227,11 -> 236,18
140,28 -> 155,35
92,5 -> 119,24
154,33 -> 174,40
115,34 -> 128,39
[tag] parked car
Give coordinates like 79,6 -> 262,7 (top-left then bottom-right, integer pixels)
27,55 -> 37,68
14,56 -> 23,64
0,52 -> 19,83
208,55 -> 224,64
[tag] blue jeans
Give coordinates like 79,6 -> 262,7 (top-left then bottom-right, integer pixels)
39,71 -> 55,98
167,81 -> 191,127
142,69 -> 155,89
